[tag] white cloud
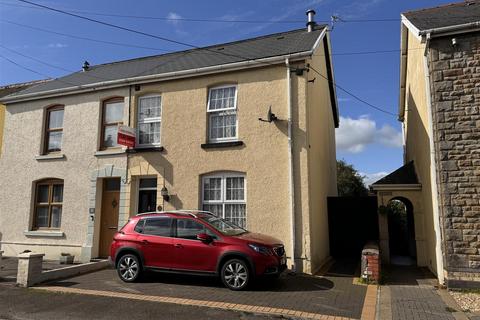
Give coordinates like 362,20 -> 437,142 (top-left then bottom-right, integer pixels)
360,171 -> 389,187
46,43 -> 68,48
336,116 -> 402,153
165,12 -> 189,36
166,12 -> 182,26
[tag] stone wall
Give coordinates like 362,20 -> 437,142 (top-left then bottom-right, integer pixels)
428,32 -> 480,285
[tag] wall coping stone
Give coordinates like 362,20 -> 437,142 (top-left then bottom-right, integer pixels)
23,230 -> 64,237
18,252 -> 45,259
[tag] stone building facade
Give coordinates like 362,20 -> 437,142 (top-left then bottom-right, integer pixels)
428,32 -> 480,283
382,2 -> 480,287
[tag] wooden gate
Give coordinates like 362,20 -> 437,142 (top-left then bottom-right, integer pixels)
327,196 -> 379,258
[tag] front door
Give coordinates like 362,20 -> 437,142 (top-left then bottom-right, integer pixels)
99,178 -> 120,258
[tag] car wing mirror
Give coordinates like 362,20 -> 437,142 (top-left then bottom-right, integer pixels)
196,233 -> 213,243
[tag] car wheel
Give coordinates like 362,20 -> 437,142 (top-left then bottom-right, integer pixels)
117,254 -> 142,282
221,259 -> 250,290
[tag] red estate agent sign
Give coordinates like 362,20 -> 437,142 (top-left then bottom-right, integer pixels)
117,125 -> 136,148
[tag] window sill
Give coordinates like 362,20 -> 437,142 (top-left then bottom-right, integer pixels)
24,230 -> 64,237
127,146 -> 164,153
94,149 -> 126,157
35,153 -> 66,161
201,141 -> 244,149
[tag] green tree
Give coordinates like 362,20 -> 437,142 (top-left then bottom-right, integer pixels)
336,159 -> 369,196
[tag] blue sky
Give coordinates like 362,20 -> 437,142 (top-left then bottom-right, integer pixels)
0,0 -> 451,184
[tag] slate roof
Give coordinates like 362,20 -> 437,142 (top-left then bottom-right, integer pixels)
4,26 -> 327,99
0,79 -> 50,99
403,0 -> 480,32
371,161 -> 419,186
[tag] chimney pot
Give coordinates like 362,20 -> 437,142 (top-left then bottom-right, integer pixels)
82,61 -> 90,72
306,9 -> 316,32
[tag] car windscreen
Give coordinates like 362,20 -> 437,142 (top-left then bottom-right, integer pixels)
199,215 -> 246,236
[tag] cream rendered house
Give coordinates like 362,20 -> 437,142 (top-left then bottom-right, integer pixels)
0,15 -> 338,273
372,1 -> 480,287
0,80 -> 49,156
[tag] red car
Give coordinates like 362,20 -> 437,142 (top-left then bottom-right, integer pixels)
110,210 -> 287,290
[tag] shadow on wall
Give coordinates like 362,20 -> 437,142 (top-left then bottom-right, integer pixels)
130,152 -> 174,186
406,88 -> 441,272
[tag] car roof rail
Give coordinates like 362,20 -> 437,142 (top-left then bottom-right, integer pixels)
175,210 -> 215,216
135,210 -> 214,218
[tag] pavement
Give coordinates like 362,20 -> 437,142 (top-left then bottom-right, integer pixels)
0,285 -> 279,320
0,256 -> 377,319
378,265 -> 466,320
4,254 -> 469,320
36,259 -> 372,319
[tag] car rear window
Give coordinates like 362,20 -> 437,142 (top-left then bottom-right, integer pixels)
134,219 -> 145,233
142,217 -> 173,237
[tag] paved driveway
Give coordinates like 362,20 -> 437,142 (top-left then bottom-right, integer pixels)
39,259 -> 370,319
378,265 -> 458,320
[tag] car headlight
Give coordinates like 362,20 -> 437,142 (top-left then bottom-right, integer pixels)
248,243 -> 272,255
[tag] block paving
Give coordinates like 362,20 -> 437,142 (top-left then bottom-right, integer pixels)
36,260 -> 370,319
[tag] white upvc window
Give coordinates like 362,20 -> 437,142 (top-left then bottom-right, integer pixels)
202,173 -> 246,228
207,85 -> 238,142
137,94 -> 162,147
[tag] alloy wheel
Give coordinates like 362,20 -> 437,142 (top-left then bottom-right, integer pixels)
223,260 -> 249,290
118,256 -> 139,281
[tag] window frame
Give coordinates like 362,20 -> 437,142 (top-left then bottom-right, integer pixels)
43,105 -> 64,154
207,85 -> 238,143
33,179 -> 64,230
201,172 -> 246,226
101,97 -> 124,150
136,94 -> 162,148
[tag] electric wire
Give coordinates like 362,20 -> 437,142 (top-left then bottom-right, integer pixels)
3,1 -> 480,23
0,19 -> 171,52
7,0 -> 398,116
308,65 -> 396,116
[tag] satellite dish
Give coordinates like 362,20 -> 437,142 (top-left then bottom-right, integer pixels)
259,106 -> 278,123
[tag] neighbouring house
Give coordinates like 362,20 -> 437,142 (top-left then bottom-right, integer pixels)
0,12 -> 339,274
371,1 -> 480,287
0,80 -> 50,156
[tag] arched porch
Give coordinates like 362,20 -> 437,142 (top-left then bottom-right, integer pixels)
371,161 -> 427,267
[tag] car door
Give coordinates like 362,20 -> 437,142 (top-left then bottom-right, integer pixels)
136,217 -> 174,269
171,218 -> 220,272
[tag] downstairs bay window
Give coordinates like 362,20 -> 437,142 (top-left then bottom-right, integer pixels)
202,173 -> 246,228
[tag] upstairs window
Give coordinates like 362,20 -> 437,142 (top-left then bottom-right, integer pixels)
102,98 -> 124,149
33,179 -> 63,229
202,173 -> 246,228
44,106 -> 64,154
207,86 -> 237,142
137,95 -> 161,147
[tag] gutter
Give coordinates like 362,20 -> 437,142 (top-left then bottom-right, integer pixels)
423,33 -> 445,285
419,21 -> 480,38
285,57 -> 296,272
2,51 -> 314,104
